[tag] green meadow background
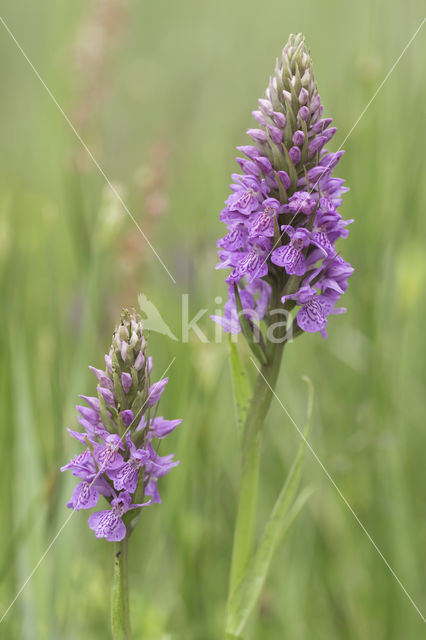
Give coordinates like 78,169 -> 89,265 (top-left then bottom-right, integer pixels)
1,1 -> 425,638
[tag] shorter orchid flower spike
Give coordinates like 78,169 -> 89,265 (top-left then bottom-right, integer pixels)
61,309 -> 181,541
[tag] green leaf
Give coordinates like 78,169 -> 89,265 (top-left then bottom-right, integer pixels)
228,336 -> 252,439
281,142 -> 298,187
11,342 -> 46,636
233,284 -> 267,365
228,430 -> 262,595
226,378 -> 314,637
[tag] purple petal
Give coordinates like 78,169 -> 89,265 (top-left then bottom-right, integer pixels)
271,246 -> 306,275
97,386 -> 115,406
61,449 -> 94,475
109,464 -> 140,493
68,481 -> 99,511
297,298 -> 328,333
308,135 -> 327,155
88,511 -> 126,542
150,417 -> 182,439
144,478 -> 162,504
79,395 -> 101,412
76,404 -> 100,426
148,378 -> 168,406
94,442 -> 124,471
311,118 -> 332,134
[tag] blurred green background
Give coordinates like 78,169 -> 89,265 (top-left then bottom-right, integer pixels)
1,0 -> 426,638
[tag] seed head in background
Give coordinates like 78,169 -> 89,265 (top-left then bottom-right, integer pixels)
212,33 -> 353,349
61,309 -> 180,542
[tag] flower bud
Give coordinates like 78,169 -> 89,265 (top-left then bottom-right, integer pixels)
258,98 -> 273,116
273,112 -> 286,128
134,351 -> 145,371
298,106 -> 310,122
268,125 -> 283,144
292,130 -> 305,146
289,146 -> 301,164
121,372 -> 132,394
298,88 -> 309,104
247,128 -> 267,143
252,110 -> 267,125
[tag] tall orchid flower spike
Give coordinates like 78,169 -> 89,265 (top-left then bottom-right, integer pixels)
212,33 -> 353,360
61,309 -> 181,639
213,34 -> 354,638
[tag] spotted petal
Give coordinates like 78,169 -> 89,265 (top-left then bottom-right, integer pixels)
297,298 -> 328,333
88,510 -> 126,542
271,246 -> 306,276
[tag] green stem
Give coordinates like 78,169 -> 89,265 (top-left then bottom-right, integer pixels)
111,535 -> 131,640
227,336 -> 286,604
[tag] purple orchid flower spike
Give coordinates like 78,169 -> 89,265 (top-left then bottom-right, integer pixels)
212,33 -> 353,353
214,33 -> 356,638
60,309 -> 181,636
61,309 -> 181,540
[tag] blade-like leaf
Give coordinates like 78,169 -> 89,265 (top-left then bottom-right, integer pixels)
226,378 -> 314,636
233,285 -> 267,365
228,335 -> 252,439
11,342 -> 46,638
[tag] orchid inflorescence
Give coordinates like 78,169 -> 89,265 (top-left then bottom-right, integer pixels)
61,310 -> 180,542
212,33 -> 353,345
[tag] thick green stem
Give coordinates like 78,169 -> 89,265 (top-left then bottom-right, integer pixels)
111,536 -> 131,640
227,337 -> 285,602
